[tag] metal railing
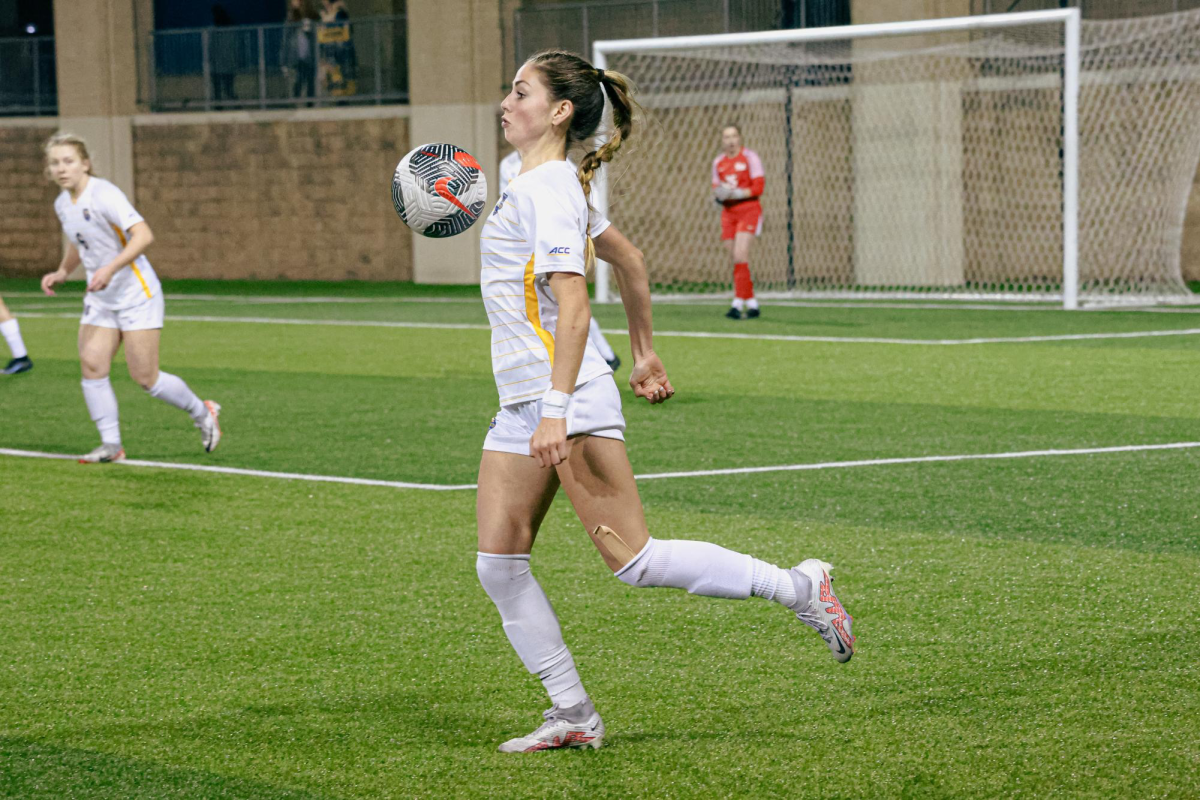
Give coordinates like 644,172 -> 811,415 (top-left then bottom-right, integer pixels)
147,15 -> 408,111
0,35 -> 57,116
510,0 -> 784,75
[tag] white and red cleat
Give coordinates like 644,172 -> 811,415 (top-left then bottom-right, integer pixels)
789,559 -> 855,663
498,699 -> 605,753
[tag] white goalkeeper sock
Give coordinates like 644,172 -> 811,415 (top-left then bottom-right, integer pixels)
587,317 -> 616,361
0,319 -> 27,359
476,553 -> 589,707
616,538 -> 799,607
81,377 -> 121,446
731,298 -> 746,312
746,297 -> 760,311
147,371 -> 207,423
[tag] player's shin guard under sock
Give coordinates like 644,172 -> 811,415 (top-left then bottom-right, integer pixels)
148,371 -> 206,423
476,553 -> 589,707
733,262 -> 754,300
587,317 -> 616,362
0,319 -> 28,359
615,538 -> 754,599
81,377 -> 121,446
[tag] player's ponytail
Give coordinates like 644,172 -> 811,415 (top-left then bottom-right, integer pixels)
527,50 -> 639,274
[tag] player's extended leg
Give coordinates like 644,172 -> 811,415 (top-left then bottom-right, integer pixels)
556,435 -> 855,662
477,449 -> 605,752
0,296 -> 32,374
732,231 -> 759,318
123,329 -> 221,452
723,239 -> 743,319
78,324 -> 124,462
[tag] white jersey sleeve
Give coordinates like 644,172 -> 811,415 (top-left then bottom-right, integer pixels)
94,180 -> 146,233
513,174 -> 587,278
587,205 -> 610,239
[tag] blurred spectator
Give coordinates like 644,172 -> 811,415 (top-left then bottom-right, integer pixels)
282,0 -> 317,103
210,4 -> 237,106
318,0 -> 356,96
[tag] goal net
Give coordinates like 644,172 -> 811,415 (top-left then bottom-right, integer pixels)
593,8 -> 1200,308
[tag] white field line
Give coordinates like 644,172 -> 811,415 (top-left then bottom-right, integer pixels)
2,441 -> 1197,491
0,449 -> 476,491
9,290 -> 1200,313
15,311 -> 1200,345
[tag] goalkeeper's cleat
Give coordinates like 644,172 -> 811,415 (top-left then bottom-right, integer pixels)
2,356 -> 32,374
725,306 -> 742,320
79,443 -> 125,464
497,699 -> 605,753
789,559 -> 855,663
745,307 -> 761,319
198,400 -> 222,452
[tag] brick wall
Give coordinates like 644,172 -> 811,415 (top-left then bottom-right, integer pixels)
133,115 -> 412,281
0,125 -> 63,277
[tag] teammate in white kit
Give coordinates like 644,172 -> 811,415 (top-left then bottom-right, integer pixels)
476,50 -> 856,753
0,295 -> 32,374
499,149 -> 621,372
38,132 -> 221,463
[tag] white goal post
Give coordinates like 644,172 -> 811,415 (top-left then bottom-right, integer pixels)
592,8 -> 1200,309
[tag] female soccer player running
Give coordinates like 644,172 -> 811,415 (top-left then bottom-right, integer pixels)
712,124 -> 764,320
39,132 -> 221,463
478,51 -> 854,753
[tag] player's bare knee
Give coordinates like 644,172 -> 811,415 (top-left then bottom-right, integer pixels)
589,525 -> 640,572
132,367 -> 159,391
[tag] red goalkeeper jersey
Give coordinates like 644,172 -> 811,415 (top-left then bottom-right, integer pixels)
711,147 -> 765,207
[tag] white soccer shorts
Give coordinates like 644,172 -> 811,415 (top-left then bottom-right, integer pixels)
483,373 -> 626,456
80,292 -> 164,331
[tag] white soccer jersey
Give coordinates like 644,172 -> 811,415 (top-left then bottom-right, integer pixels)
499,150 -> 611,239
54,177 -> 160,311
480,160 -> 612,406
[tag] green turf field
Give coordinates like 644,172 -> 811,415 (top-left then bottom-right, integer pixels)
1,279 -> 1198,798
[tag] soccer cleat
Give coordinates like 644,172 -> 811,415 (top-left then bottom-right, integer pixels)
2,356 -> 32,374
745,307 -> 761,319
725,306 -> 742,320
789,559 -> 855,663
198,400 -> 222,453
79,443 -> 125,464
606,354 -> 621,372
497,699 -> 605,753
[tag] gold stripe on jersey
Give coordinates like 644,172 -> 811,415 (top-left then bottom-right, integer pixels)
522,254 -> 555,365
495,358 -> 550,375
497,371 -> 552,389
110,223 -> 152,299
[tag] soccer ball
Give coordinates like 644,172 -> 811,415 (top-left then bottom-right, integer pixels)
391,143 -> 487,238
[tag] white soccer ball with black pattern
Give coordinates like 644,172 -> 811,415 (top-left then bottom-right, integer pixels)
391,143 -> 487,238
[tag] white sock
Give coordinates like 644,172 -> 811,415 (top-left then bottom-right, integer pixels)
751,558 -> 799,606
731,298 -> 745,312
148,371 -> 207,423
588,317 -> 616,361
0,319 -> 27,359
476,553 -> 589,707
616,538 -> 753,599
81,377 -> 121,446
746,297 -> 759,311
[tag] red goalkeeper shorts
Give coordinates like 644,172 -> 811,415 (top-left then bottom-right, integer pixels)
720,200 -> 763,241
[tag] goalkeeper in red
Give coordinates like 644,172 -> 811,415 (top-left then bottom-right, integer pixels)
712,124 -> 764,319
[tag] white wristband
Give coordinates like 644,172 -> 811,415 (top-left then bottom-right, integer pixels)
541,388 -> 572,419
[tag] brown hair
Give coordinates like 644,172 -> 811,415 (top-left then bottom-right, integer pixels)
43,131 -> 94,182
525,49 -> 637,205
